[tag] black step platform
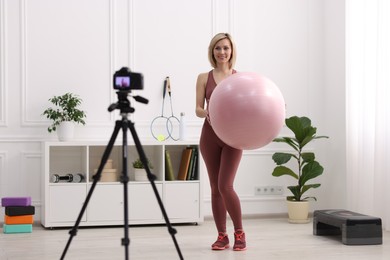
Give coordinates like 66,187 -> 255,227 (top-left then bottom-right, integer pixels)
313,209 -> 382,245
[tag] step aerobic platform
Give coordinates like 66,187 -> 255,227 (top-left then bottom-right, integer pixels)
313,209 -> 382,245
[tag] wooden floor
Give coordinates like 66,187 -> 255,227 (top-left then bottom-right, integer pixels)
1,216 -> 389,260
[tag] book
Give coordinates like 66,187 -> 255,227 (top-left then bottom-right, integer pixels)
177,148 -> 193,180
165,150 -> 175,181
189,148 -> 198,180
186,147 -> 196,180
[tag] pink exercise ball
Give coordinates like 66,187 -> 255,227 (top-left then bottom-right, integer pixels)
209,72 -> 285,150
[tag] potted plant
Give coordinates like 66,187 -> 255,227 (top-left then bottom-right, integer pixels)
132,158 -> 153,181
271,116 -> 328,223
42,93 -> 86,141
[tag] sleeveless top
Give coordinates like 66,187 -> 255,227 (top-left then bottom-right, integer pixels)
205,70 -> 236,105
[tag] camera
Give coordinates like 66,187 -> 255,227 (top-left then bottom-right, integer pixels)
113,67 -> 143,91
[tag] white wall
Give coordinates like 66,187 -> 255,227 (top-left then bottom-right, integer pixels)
0,0 -> 346,220
319,0 -> 346,210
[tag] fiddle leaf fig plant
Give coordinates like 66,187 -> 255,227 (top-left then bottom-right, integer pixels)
271,116 -> 328,201
42,93 -> 86,132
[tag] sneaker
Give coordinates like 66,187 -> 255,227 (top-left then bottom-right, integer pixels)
211,232 -> 230,250
233,230 -> 246,251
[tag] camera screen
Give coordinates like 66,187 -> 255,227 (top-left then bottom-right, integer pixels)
113,67 -> 143,90
115,76 -> 131,89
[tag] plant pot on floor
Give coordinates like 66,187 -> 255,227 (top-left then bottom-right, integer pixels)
57,121 -> 75,141
287,200 -> 310,224
270,116 -> 329,223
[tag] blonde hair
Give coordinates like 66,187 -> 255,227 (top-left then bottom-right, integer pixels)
208,33 -> 237,69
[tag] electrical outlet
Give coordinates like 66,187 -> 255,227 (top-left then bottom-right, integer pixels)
254,186 -> 263,195
254,186 -> 283,195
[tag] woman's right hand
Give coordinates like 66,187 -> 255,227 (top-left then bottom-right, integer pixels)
205,108 -> 211,125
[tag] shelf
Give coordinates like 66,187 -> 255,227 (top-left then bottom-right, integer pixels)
41,141 -> 203,228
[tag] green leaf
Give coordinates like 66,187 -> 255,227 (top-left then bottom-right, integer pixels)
299,161 -> 323,186
301,184 -> 321,195
272,153 -> 295,165
273,137 -> 287,143
287,185 -> 301,201
302,197 -> 317,201
273,137 -> 299,151
286,196 -> 296,201
272,166 -> 298,179
301,152 -> 315,163
285,116 -> 312,143
315,135 -> 329,140
132,158 -> 153,169
300,129 -> 316,148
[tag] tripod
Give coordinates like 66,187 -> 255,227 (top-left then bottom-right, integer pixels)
61,91 -> 183,260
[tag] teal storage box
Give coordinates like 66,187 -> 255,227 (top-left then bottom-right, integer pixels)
3,224 -> 33,234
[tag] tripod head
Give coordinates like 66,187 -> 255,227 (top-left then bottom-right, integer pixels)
108,90 -> 149,115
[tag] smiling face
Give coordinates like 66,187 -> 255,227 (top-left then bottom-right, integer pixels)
208,33 -> 236,69
213,38 -> 232,66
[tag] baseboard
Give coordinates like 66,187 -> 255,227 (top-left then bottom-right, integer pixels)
204,212 -> 315,221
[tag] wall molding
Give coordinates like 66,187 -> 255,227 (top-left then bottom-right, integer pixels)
228,0 -> 235,35
109,0 -> 116,119
0,0 -> 6,126
211,0 -> 235,35
128,0 -> 134,70
211,0 -> 217,36
0,151 -> 7,198
203,195 -> 287,217
21,151 -> 42,200
0,138 -> 45,143
204,194 -> 285,203
20,0 -> 27,125
21,151 -> 42,160
20,0 -> 116,127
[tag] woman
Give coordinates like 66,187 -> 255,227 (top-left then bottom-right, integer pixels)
195,33 -> 246,251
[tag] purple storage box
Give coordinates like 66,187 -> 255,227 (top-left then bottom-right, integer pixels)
1,197 -> 32,207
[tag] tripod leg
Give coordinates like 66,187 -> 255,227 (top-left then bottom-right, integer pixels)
60,121 -> 122,260
120,119 -> 130,260
127,121 -> 184,260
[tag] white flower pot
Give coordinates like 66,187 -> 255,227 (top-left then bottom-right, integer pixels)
287,200 -> 310,223
57,121 -> 75,141
134,168 -> 148,181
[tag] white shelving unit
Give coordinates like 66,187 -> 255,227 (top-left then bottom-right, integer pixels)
41,141 -> 204,228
